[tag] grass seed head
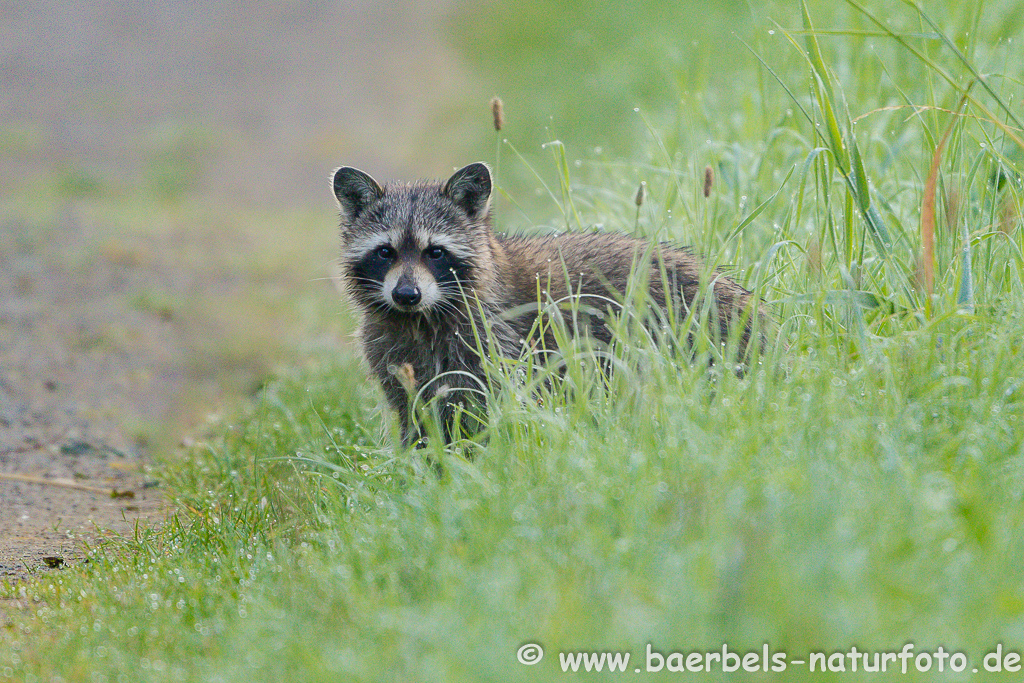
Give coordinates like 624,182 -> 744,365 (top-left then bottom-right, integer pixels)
490,96 -> 504,132
393,362 -> 417,396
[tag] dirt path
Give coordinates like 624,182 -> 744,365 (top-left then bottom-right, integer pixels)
0,207 -> 181,578
1,0 -> 465,581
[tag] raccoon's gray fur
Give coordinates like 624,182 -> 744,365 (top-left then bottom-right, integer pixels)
332,162 -> 763,446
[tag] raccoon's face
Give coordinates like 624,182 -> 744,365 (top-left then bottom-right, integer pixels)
345,228 -> 473,314
332,163 -> 493,316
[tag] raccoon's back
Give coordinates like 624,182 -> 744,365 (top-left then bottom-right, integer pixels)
494,231 -> 760,348
498,232 -> 746,302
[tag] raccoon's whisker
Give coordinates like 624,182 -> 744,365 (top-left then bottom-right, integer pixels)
426,294 -> 469,318
435,294 -> 469,312
349,277 -> 385,287
422,308 -> 439,329
433,299 -> 469,321
437,282 -> 469,294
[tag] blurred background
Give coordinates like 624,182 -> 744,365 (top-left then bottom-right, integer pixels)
1,0 -> 789,459
0,0 -> 768,205
1,0 -> 466,205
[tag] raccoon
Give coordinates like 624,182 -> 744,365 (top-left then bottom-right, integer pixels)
332,162 -> 764,446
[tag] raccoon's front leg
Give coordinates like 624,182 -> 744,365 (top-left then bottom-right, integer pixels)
381,364 -> 486,446
377,370 -> 425,448
404,384 -> 484,445
432,383 -> 487,444
380,364 -> 463,447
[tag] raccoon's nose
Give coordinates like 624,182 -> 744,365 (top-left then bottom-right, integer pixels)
392,284 -> 422,307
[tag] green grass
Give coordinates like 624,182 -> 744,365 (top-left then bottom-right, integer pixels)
5,0 -> 1024,680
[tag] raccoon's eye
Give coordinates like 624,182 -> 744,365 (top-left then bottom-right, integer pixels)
375,245 -> 395,260
424,246 -> 446,260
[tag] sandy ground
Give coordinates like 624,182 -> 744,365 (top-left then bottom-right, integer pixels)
0,0 -> 466,581
0,206 -> 171,578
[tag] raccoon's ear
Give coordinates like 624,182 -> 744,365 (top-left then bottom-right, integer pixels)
332,167 -> 384,222
442,162 -> 492,219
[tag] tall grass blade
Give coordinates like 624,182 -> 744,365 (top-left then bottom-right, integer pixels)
785,4 -> 892,257
920,90 -> 971,309
846,0 -> 1024,152
724,166 -> 794,243
903,0 -> 1024,139
541,139 -> 584,229
958,220 -> 975,313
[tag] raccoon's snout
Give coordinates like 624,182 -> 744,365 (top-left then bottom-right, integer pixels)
392,284 -> 422,307
388,269 -> 427,310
